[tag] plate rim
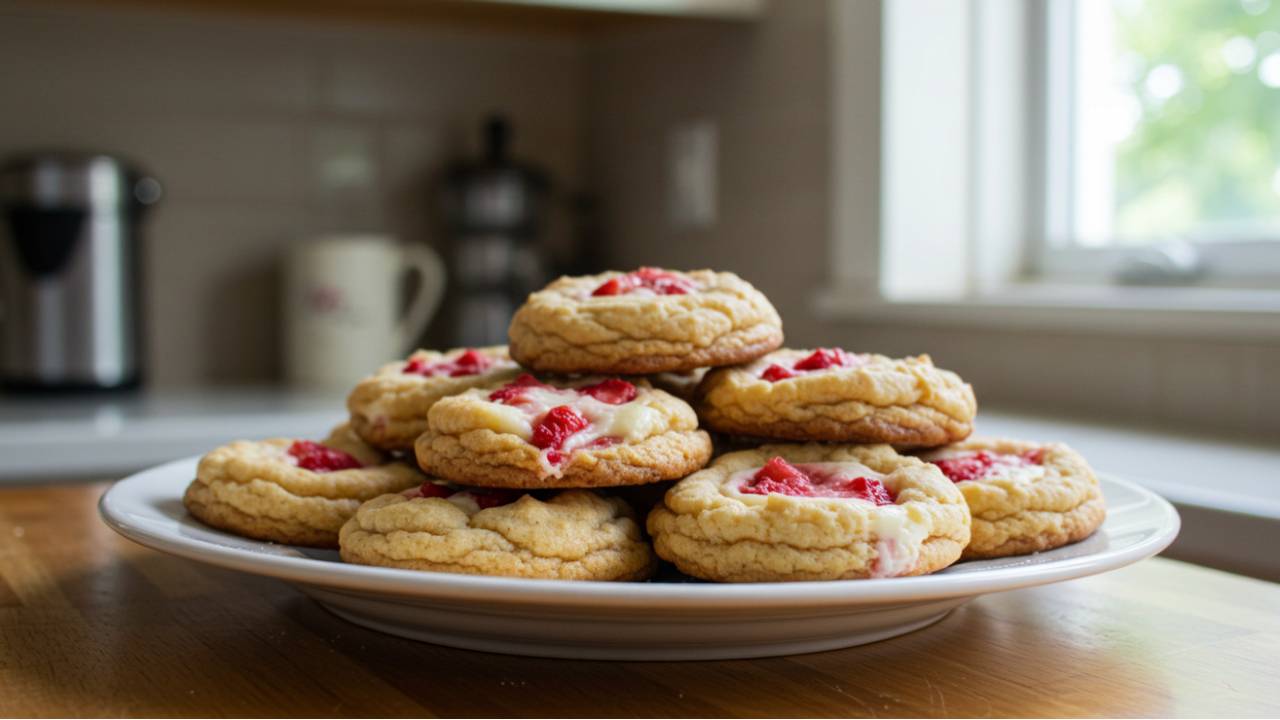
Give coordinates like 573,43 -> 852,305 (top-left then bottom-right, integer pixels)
100,455 -> 1181,610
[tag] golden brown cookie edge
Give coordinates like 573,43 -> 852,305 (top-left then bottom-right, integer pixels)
182,480 -> 342,549
416,429 -> 713,489
510,326 -> 783,375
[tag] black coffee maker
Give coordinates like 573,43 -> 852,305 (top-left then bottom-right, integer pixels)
0,152 -> 160,391
438,116 -> 549,347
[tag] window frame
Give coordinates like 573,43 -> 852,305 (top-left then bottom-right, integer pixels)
1031,0 -> 1280,287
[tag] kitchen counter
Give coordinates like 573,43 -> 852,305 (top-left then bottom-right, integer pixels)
3,388 -> 1279,579
3,388 -> 1277,511
0,387 -> 344,481
2,482 -> 1278,716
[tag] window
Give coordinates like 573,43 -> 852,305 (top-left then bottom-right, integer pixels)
1040,0 -> 1280,284
825,0 -> 1280,336
861,0 -> 1280,306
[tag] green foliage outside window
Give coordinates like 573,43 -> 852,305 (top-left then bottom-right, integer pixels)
1111,0 -> 1280,241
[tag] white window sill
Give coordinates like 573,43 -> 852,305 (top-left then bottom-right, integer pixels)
814,284 -> 1280,342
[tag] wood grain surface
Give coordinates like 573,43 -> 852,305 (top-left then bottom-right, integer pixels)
2,482 -> 1278,718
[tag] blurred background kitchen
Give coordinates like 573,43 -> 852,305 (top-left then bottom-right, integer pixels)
1,0 -> 1277,577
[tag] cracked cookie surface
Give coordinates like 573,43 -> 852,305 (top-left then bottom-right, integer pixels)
919,437 -> 1105,559
347,346 -> 520,451
339,484 -> 655,580
416,375 -> 711,489
647,443 -> 970,582
695,349 -> 977,448
183,423 -> 424,548
508,268 -> 783,374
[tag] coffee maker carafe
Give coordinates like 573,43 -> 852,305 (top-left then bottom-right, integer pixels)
0,152 -> 160,391
439,116 -> 549,347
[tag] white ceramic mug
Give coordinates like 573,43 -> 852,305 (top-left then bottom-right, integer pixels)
284,235 -> 445,391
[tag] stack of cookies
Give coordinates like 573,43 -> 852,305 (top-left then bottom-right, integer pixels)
183,267 -> 1106,583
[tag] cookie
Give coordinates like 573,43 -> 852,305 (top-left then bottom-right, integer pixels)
695,348 -> 976,448
919,438 -> 1105,559
508,268 -> 783,374
183,423 -> 424,548
339,481 -> 656,581
416,374 -> 712,489
647,443 -> 971,582
346,346 -> 521,451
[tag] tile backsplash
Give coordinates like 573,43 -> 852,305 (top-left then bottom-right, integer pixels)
2,0 -> 1273,440
0,0 -> 585,385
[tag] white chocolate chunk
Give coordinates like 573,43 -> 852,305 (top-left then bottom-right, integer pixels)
603,404 -> 663,442
868,504 -> 932,578
474,402 -> 534,439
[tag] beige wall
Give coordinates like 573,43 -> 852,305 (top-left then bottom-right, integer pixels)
586,0 -> 834,344
0,0 -> 586,385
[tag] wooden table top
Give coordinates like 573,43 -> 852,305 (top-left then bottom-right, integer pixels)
2,482 -> 1278,718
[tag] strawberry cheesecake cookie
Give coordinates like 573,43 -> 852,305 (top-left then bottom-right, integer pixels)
416,374 -> 712,488
507,268 -> 783,374
339,481 -> 655,580
920,438 -> 1105,559
183,423 -> 424,548
647,444 -> 971,582
695,348 -> 977,448
346,346 -> 520,451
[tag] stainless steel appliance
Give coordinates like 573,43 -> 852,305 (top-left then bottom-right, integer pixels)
439,116 -> 549,347
0,152 -> 160,390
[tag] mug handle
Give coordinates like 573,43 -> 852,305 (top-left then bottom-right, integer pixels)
398,244 -> 447,353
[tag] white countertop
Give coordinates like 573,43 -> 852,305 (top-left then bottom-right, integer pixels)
1,386 -> 1275,515
0,387 -> 345,481
3,387 -> 1277,579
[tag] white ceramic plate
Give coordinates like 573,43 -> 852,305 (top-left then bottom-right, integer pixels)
100,457 -> 1179,660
